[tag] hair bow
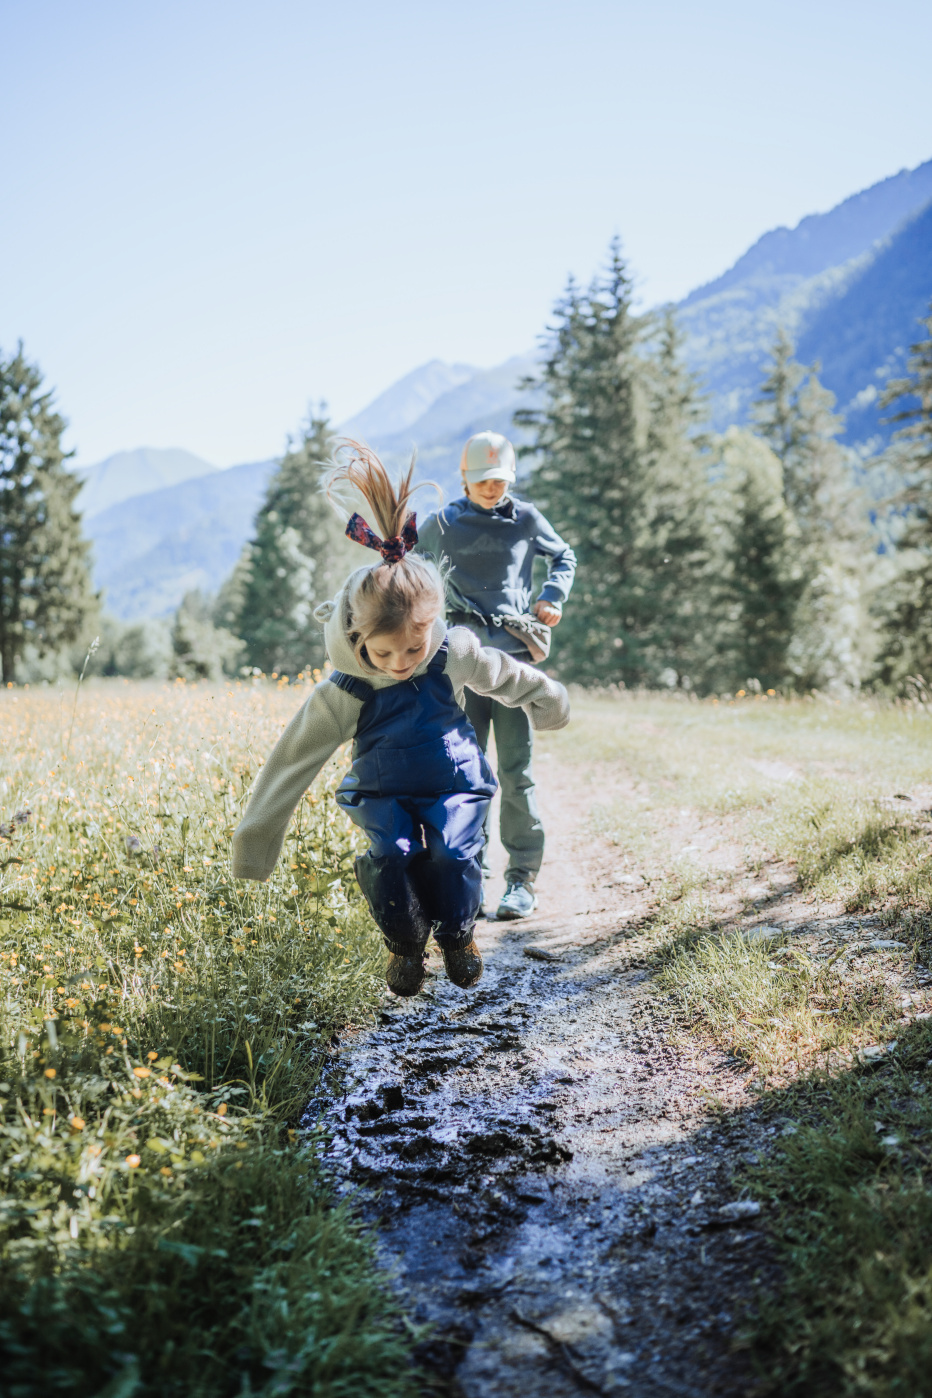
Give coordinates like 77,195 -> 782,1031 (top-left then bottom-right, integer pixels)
345,511 -> 418,564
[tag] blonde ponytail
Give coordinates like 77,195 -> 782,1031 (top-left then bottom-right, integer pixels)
323,439 -> 445,667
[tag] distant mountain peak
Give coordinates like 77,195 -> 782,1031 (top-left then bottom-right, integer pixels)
76,446 -> 218,519
682,157 -> 932,305
83,156 -> 932,621
677,154 -> 932,443
339,359 -> 478,442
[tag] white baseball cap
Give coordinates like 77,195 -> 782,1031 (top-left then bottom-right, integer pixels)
460,430 -> 517,484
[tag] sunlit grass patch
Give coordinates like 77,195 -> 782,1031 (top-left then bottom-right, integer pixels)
0,680 -> 416,1397
590,796 -> 666,873
554,694 -> 932,1074
546,691 -> 932,816
656,931 -> 897,1079
548,693 -> 932,1391
749,779 -> 932,911
635,865 -> 717,951
569,693 -> 932,906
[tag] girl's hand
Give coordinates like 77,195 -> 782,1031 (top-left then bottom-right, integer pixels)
533,601 -> 562,627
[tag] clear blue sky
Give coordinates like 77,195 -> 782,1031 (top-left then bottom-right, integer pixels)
3,0 -> 930,468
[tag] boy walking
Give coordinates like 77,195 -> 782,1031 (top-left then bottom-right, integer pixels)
418,430 -> 576,919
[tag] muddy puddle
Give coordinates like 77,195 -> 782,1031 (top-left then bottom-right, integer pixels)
307,766 -> 777,1396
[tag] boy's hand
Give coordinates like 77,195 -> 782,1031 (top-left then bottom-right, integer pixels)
533,601 -> 562,627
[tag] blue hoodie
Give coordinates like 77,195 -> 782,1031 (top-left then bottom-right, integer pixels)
417,494 -> 577,656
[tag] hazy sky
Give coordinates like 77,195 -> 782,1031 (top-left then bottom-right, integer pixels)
3,0 -> 930,468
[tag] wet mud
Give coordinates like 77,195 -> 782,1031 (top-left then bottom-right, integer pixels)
308,767 -> 778,1396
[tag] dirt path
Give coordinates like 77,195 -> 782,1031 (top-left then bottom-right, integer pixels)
310,760 -> 780,1396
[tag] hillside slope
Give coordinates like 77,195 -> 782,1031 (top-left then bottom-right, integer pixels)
684,159 -> 932,300
798,198 -> 932,447
679,158 -> 932,438
374,354 -> 539,500
87,459 -> 275,619
340,359 -> 477,440
86,158 -> 932,619
76,446 -> 218,518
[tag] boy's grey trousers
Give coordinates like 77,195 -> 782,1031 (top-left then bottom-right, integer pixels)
463,690 -> 544,885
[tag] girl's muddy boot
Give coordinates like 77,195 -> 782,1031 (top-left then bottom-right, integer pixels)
356,853 -> 432,996
385,949 -> 428,997
441,939 -> 483,988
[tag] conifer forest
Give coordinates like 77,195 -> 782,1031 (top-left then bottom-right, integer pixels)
46,240 -> 923,703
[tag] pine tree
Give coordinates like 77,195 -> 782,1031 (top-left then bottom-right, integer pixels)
752,330 -> 860,547
233,407 -> 355,675
878,302 -> 932,519
94,615 -> 172,679
516,244 -> 650,684
170,591 -> 243,681
212,548 -> 252,640
712,428 -> 799,692
517,247 -> 717,688
873,304 -> 932,687
635,310 -> 717,688
0,344 -> 97,683
752,332 -> 866,691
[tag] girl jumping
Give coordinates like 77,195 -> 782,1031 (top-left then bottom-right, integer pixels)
231,442 -> 570,996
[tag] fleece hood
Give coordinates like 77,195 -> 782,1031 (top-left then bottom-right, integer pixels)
314,567 -> 447,688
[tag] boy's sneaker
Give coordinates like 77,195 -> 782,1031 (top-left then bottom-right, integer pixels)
441,939 -> 484,988
496,881 -> 538,920
385,952 -> 427,997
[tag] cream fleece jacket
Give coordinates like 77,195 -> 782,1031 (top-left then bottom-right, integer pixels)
232,585 -> 570,882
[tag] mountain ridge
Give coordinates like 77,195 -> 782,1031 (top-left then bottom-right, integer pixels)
83,155 -> 932,620
682,159 -> 932,304
798,197 -> 932,446
76,446 -> 218,519
88,459 -> 276,620
339,359 -> 478,441
676,159 -> 932,436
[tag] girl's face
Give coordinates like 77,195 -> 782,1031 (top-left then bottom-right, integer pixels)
464,475 -> 509,509
365,618 -> 435,680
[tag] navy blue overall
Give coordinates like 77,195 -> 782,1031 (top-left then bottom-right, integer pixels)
329,640 -> 497,954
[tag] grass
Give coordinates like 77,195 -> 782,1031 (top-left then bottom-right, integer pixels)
744,1022 -> 932,1396
540,691 -> 932,1394
541,690 -> 932,1076
656,932 -> 898,1079
6,681 -> 932,1396
0,679 -> 416,1398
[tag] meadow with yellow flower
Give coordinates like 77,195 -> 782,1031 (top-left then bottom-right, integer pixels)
0,677 -> 416,1396
7,677 -> 932,1397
